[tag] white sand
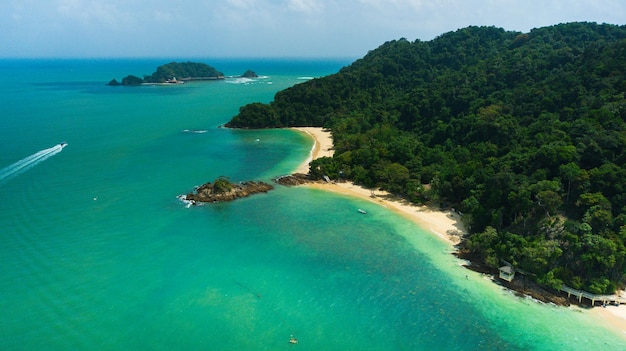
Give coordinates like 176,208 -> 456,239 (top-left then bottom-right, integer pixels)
590,303 -> 626,337
290,127 -> 626,334
290,127 -> 464,244
306,182 -> 464,244
291,127 -> 334,174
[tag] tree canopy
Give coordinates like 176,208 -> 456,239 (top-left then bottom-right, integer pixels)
108,61 -> 224,85
227,22 -> 626,294
144,61 -> 224,83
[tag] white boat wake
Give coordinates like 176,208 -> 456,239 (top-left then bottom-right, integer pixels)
0,143 -> 65,185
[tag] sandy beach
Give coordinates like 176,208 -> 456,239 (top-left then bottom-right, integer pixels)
306,181 -> 465,244
290,127 -> 464,244
290,126 -> 626,335
590,303 -> 626,337
291,127 -> 334,174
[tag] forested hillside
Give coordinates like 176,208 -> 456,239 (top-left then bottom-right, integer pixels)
144,61 -> 224,82
227,22 -> 626,294
108,61 -> 224,85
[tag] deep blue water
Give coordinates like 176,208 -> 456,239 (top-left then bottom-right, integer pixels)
0,58 -> 625,350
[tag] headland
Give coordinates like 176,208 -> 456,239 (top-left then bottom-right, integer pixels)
289,127 -> 464,244
290,127 -> 626,336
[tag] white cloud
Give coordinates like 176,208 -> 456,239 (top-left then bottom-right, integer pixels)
0,0 -> 624,57
226,0 -> 256,10
9,2 -> 24,21
287,0 -> 325,13
153,10 -> 174,22
56,0 -> 134,28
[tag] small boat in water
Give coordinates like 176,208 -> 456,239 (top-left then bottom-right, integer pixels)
358,209 -> 367,214
59,141 -> 67,148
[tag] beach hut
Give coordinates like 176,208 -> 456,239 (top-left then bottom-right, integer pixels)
499,265 -> 515,282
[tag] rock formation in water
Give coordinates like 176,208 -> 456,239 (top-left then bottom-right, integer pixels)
185,177 -> 273,203
273,173 -> 312,186
241,70 -> 259,78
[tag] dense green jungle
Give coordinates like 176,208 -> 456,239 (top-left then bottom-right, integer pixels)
108,61 -> 224,85
227,22 -> 626,295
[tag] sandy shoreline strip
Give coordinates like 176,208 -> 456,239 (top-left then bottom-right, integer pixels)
290,126 -> 626,334
306,182 -> 465,244
291,127 -> 334,174
590,304 -> 626,337
290,127 -> 463,245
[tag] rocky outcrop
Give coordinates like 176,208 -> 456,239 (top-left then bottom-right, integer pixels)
241,70 -> 258,78
107,75 -> 143,86
273,173 -> 313,186
186,179 -> 273,203
456,251 -> 570,306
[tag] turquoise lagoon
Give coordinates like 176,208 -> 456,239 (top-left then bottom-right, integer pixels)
0,58 -> 624,350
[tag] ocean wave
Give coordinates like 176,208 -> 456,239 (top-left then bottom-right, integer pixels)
225,77 -> 254,85
297,76 -> 314,80
225,76 -> 271,85
177,194 -> 202,208
0,144 -> 64,185
182,129 -> 207,134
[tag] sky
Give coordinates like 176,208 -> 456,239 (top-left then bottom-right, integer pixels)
1,0 -> 625,58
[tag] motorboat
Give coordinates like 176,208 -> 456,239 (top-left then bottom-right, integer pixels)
358,209 -> 367,214
59,141 -> 68,148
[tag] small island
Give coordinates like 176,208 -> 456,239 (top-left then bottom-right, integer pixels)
107,61 -> 225,86
241,70 -> 258,78
185,177 -> 273,203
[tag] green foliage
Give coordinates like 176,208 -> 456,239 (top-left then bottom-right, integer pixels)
538,270 -> 564,290
144,61 -> 224,83
228,103 -> 282,128
466,226 -> 500,268
213,177 -> 233,194
109,62 -> 224,85
227,22 -> 626,293
121,75 -> 143,86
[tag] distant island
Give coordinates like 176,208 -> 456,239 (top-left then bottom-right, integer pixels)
107,61 -> 225,86
241,70 -> 258,78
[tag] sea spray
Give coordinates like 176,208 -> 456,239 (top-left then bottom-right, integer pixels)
0,59 -> 625,350
0,144 -> 64,185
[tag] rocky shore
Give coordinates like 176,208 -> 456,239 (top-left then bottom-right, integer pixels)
273,173 -> 314,186
185,179 -> 274,203
277,171 -> 572,307
184,174 -> 316,205
457,255 -> 570,306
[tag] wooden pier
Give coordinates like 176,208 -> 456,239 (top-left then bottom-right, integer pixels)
560,285 -> 626,306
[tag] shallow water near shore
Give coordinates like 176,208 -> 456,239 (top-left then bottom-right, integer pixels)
1,58 -> 625,350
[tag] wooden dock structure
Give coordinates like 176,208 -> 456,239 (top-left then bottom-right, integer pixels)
560,285 -> 626,306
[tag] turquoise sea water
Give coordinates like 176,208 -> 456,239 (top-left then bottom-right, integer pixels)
1,58 -> 625,350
